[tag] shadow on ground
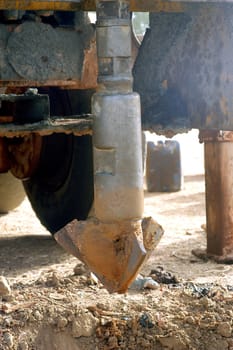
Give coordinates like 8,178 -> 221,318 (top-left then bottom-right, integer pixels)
0,234 -> 70,276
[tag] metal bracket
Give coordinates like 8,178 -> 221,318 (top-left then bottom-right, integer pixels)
0,92 -> 93,137
0,92 -> 49,123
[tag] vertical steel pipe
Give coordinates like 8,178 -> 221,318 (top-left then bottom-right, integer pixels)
92,0 -> 144,222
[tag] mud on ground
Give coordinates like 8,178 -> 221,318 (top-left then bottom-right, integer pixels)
1,173 -> 233,350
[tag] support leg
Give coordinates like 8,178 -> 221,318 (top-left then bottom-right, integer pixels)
193,130 -> 233,262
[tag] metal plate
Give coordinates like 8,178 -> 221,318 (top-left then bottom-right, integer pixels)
7,22 -> 83,81
133,6 -> 233,133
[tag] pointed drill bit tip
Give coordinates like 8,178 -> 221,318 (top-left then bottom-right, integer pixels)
55,216 -> 164,293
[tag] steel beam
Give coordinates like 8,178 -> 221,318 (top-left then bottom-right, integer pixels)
0,0 -> 230,12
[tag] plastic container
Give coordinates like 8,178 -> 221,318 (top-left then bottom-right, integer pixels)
146,140 -> 182,192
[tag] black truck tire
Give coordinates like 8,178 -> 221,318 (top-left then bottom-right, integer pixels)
23,88 -> 94,234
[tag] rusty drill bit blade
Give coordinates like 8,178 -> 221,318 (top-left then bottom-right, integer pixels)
55,217 -> 148,293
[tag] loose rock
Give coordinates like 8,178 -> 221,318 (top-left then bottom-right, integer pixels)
73,263 -> 87,276
46,272 -> 60,287
217,322 -> 232,338
17,340 -> 29,350
150,266 -> 179,284
158,334 -> 187,350
129,275 -> 159,290
108,335 -> 118,349
4,332 -> 14,348
72,310 -> 99,337
56,315 -> 68,329
0,276 -> 11,296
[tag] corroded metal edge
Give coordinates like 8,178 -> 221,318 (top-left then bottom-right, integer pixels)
199,130 -> 233,143
0,115 -> 93,138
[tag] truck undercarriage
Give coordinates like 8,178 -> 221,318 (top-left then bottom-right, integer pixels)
1,0 -> 233,292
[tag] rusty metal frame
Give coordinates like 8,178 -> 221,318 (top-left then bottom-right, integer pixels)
199,130 -> 233,143
0,0 -> 228,12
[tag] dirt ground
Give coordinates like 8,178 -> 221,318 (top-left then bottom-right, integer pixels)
1,132 -> 233,350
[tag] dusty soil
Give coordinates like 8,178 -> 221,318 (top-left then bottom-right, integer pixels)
1,140 -> 233,349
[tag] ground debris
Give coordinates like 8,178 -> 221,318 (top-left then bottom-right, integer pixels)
138,313 -> 154,328
157,333 -> 189,350
88,305 -> 122,317
149,266 -> 179,284
1,301 -> 36,314
3,173 -> 233,349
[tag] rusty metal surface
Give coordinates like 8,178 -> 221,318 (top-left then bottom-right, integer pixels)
204,141 -> 233,257
0,20 -> 97,88
0,0 -> 95,11
134,6 -> 233,133
130,0 -> 191,11
55,218 -> 146,293
7,22 -> 83,81
199,130 -> 233,143
0,0 -> 232,12
130,0 -> 233,10
55,216 -> 164,293
80,41 -> 98,90
8,134 -> 42,179
0,80 -> 96,89
0,116 -> 13,123
0,115 -> 93,138
192,248 -> 233,264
